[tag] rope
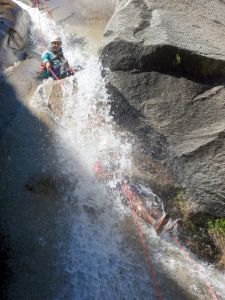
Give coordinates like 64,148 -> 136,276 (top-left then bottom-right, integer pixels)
121,183 -> 163,300
167,232 -> 221,300
34,0 -> 38,8
41,0 -> 75,75
48,67 -> 60,81
33,0 -> 45,50
42,0 -> 51,18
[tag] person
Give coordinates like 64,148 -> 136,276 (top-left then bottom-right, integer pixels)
119,176 -> 170,234
38,36 -> 74,80
93,160 -> 173,234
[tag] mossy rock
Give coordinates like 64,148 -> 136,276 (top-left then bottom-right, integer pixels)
165,189 -> 224,268
208,218 -> 225,269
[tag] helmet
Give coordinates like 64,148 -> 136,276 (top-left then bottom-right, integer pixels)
51,36 -> 62,44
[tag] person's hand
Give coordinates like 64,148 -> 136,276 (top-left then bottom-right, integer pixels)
45,61 -> 50,69
40,62 -> 46,70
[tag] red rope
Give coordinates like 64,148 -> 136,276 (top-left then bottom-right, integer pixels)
34,0 -> 38,8
42,0 -> 52,18
35,0 -> 66,86
34,0 -> 45,50
168,232 -> 221,300
48,67 -> 60,81
121,183 -> 163,300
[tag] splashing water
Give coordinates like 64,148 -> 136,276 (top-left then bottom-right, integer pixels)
12,1 -> 225,299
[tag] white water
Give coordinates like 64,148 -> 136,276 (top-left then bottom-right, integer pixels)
13,1 -> 225,299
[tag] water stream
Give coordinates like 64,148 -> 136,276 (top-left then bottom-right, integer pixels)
9,1 -> 225,299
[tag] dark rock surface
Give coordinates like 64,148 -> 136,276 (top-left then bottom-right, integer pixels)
0,0 -> 40,141
100,0 -> 225,218
0,54 -> 41,139
0,0 -> 31,70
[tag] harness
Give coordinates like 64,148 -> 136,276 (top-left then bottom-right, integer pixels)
49,48 -> 65,72
48,48 -> 72,79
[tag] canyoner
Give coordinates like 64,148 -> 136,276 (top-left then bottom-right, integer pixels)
37,36 -> 75,80
30,0 -> 81,82
93,159 -> 178,235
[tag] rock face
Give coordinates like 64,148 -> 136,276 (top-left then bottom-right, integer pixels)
75,0 -> 116,18
100,0 -> 225,218
19,0 -> 32,5
0,1 -> 39,139
0,0 -> 31,71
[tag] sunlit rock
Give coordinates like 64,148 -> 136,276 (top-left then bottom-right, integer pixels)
0,0 -> 31,70
100,0 -> 225,219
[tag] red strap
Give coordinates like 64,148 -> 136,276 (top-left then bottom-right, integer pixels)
42,0 -> 52,18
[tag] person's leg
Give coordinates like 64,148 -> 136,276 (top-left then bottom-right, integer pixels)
154,214 -> 170,234
133,198 -> 156,226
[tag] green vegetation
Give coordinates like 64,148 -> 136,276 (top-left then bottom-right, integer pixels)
174,189 -> 184,201
176,53 -> 181,65
207,218 -> 225,269
167,188 -> 224,266
208,218 -> 225,237
170,188 -> 191,220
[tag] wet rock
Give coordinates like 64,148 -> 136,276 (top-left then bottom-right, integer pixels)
0,54 -> 41,139
100,0 -> 225,219
75,0 -> 116,19
0,222 -> 11,300
24,173 -> 70,197
37,79 -> 77,119
45,81 -> 64,118
101,0 -> 225,78
82,205 -> 98,220
0,0 -> 31,70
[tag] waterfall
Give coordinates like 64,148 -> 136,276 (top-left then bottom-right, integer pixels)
10,1 -> 225,299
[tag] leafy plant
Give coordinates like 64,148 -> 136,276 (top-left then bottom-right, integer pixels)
208,218 -> 225,237
176,53 -> 181,65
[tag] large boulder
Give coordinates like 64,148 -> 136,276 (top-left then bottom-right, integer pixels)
101,0 -> 225,77
100,0 -> 225,218
75,0 -> 116,19
0,0 -> 31,71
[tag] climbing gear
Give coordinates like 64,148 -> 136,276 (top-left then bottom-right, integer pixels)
34,1 -> 74,81
39,48 -> 74,80
48,67 -> 60,80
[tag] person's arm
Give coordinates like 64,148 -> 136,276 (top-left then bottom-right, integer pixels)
42,52 -> 51,69
61,53 -> 75,75
132,196 -> 156,226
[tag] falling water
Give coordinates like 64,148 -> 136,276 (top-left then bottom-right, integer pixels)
11,1 -> 225,299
